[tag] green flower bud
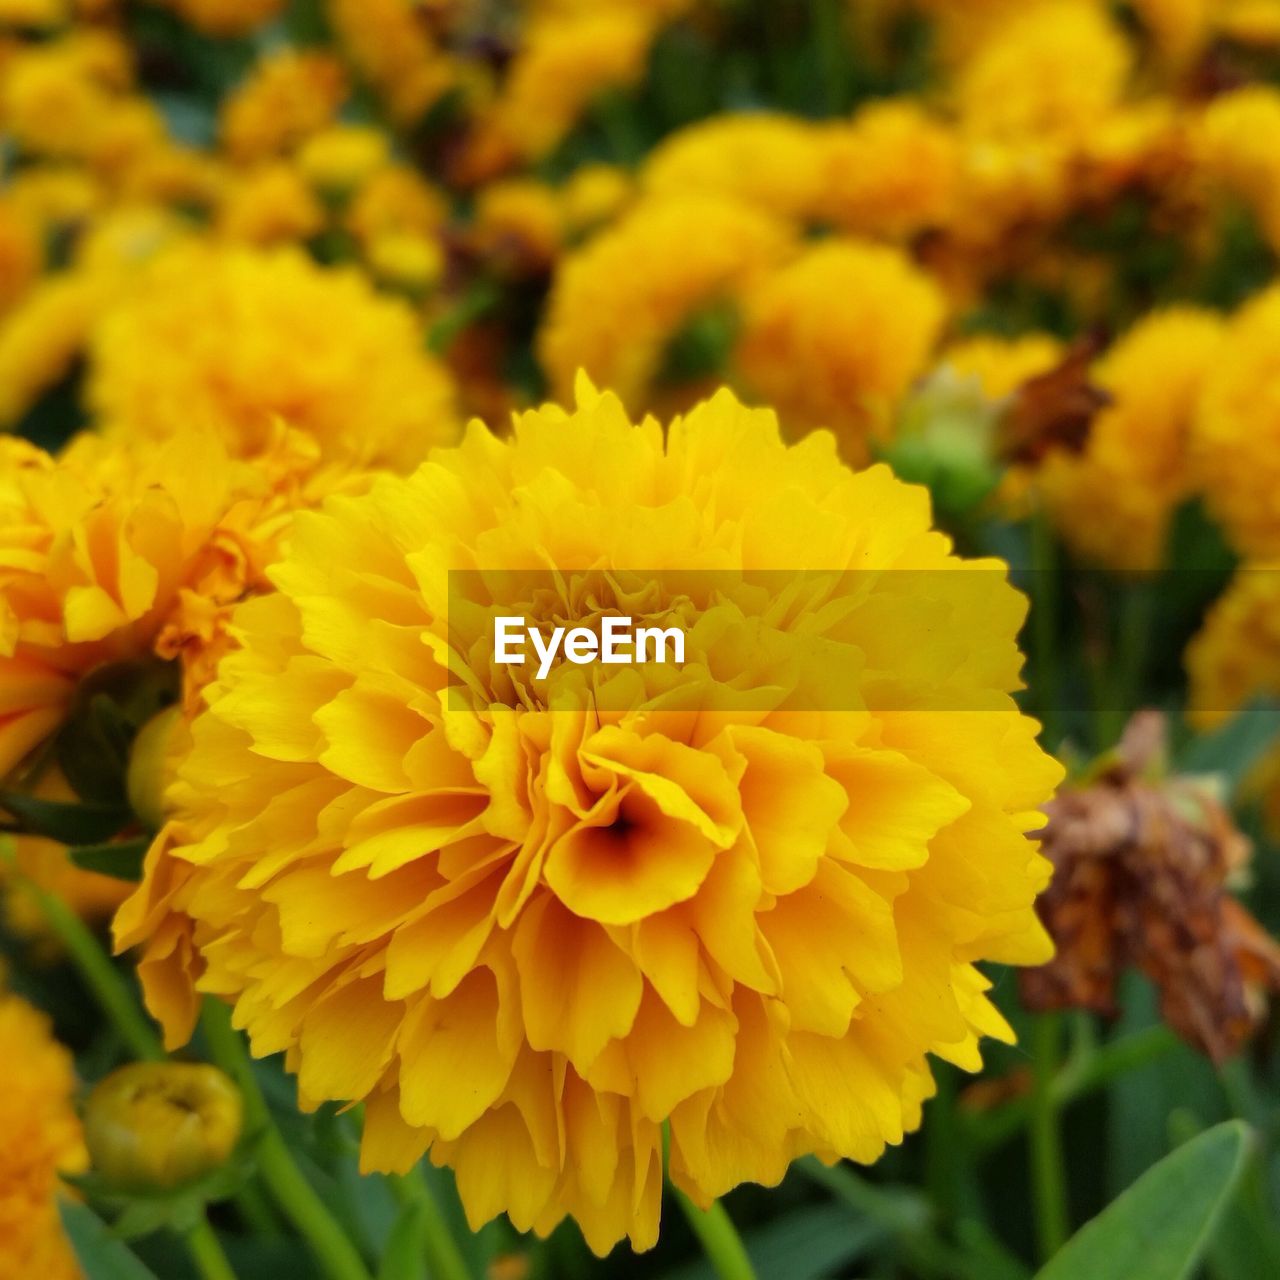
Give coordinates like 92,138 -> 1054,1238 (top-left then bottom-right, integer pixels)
84,1062 -> 243,1191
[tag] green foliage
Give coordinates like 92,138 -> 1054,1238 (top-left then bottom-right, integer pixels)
1035,1122 -> 1252,1280
58,1201 -> 160,1280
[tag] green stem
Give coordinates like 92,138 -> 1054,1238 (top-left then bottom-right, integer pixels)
25,877 -> 164,1062
968,1024 -> 1179,1152
200,1001 -> 373,1280
673,1188 -> 757,1280
388,1169 -> 472,1280
1030,1014 -> 1069,1262
186,1215 -> 237,1280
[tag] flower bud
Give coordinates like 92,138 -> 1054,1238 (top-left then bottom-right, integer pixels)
84,1061 -> 243,1191
126,705 -> 184,831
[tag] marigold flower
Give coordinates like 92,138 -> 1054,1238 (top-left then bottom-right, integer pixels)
0,0 -> 67,27
734,239 -> 947,461
1129,0 -> 1215,69
0,421 -> 367,781
1038,308 -> 1226,571
219,50 -> 347,164
84,1062 -> 242,1191
345,166 -> 450,252
488,10 -> 658,160
87,244 -> 458,470
0,991 -> 87,1280
1187,568 -> 1280,732
0,271 -> 109,427
0,198 -> 43,317
324,0 -> 456,125
0,33 -> 152,165
296,125 -> 392,197
953,1 -> 1132,141
366,232 -> 445,294
4,769 -> 130,942
642,113 -> 830,223
1198,86 -> 1280,253
151,0 -> 284,36
471,180 -> 564,278
539,195 -> 793,409
817,101 -> 960,241
559,163 -> 634,238
1194,285 -> 1280,557
116,379 -> 1059,1254
215,163 -> 326,246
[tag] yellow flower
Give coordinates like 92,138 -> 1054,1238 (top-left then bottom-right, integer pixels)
324,0 -> 457,125
1217,0 -> 1280,45
346,165 -> 450,251
954,1 -> 1132,141
0,32 -> 146,163
817,101 -> 960,240
734,239 -> 947,461
5,769 -> 130,942
84,1062 -> 242,1191
116,379 -> 1059,1254
0,198 -> 42,317
116,143 -> 227,213
1198,86 -> 1280,252
1185,566 -> 1280,831
471,179 -> 564,277
1129,0 -> 1216,68
0,991 -> 87,1280
1194,285 -> 1280,557
0,272 -> 110,427
1039,308 -> 1226,571
151,0 -> 283,35
642,113 -> 829,223
296,125 -> 392,197
539,195 -> 793,410
4,167 -> 103,235
219,50 -> 347,164
215,163 -> 326,246
559,163 -> 634,238
87,244 -> 458,470
366,231 -> 445,293
1187,567 -> 1280,730
943,332 -> 1065,400
0,421 -> 365,781
489,10 -> 657,160
0,0 -> 66,29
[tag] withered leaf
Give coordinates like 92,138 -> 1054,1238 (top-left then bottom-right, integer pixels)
998,335 -> 1112,467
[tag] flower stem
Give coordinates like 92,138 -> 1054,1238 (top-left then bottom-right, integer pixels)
388,1168 -> 472,1280
200,1000 -> 373,1280
24,875 -> 164,1062
1030,1013 -> 1069,1262
673,1187 -> 757,1280
186,1215 -> 237,1280
968,1024 -> 1178,1152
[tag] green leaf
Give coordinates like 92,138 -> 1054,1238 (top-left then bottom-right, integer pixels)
58,1200 -> 160,1280
1176,698 -> 1280,796
69,836 -> 149,881
0,792 -> 129,844
1035,1120 -> 1251,1280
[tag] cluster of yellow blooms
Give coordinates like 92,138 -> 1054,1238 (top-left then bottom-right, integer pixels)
7,0 -> 1280,1270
